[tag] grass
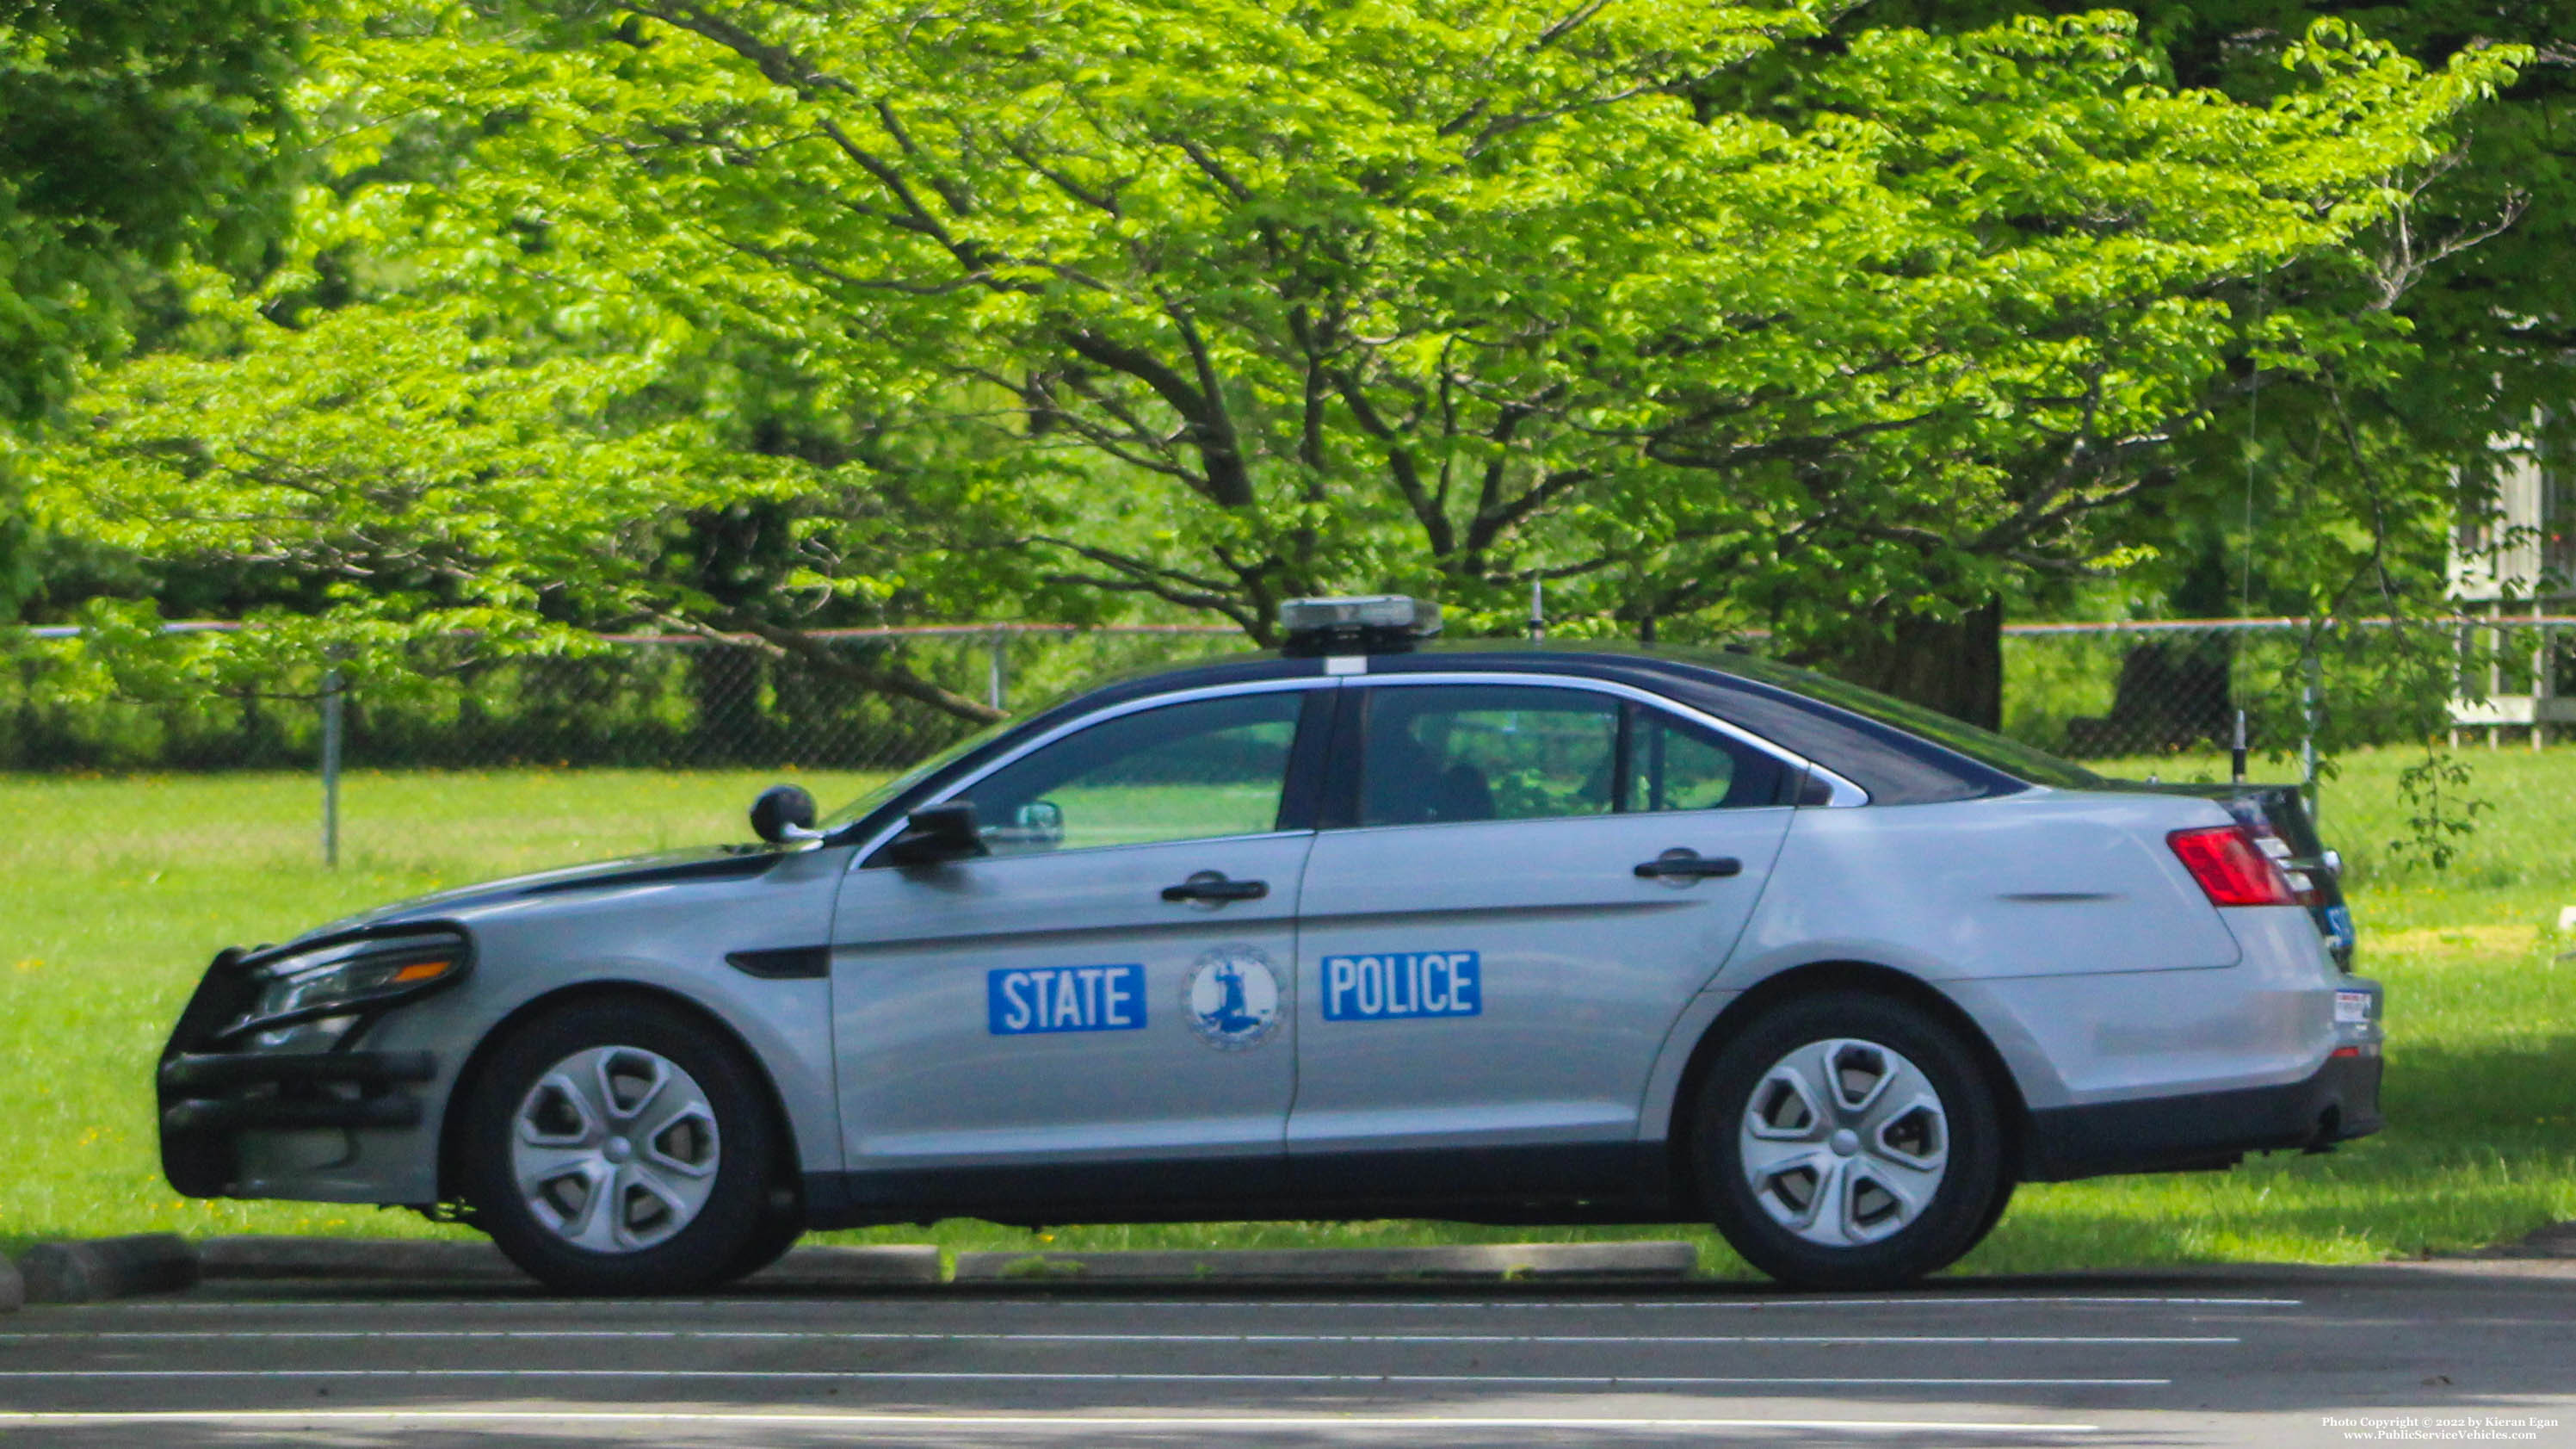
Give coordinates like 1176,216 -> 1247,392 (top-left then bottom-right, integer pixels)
3,748 -> 2571,1276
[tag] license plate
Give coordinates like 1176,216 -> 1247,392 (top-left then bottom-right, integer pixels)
2335,989 -> 2375,1025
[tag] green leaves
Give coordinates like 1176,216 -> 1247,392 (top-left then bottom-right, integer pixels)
0,0 -> 309,426
450,1 -> 2492,627
15,0 -> 2519,704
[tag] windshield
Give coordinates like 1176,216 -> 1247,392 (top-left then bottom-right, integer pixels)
818,716 -> 1022,832
815,645 -> 1276,833
1710,653 -> 2107,790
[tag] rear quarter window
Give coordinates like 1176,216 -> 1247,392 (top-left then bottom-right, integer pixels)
1640,654 -> 2104,803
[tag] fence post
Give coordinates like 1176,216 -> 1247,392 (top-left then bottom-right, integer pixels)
987,632 -> 1008,714
2486,609 -> 2504,752
2450,617 -> 2468,751
2532,599 -> 2548,752
319,660 -> 344,869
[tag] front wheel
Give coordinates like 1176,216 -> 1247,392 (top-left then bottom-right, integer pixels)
1694,993 -> 2009,1291
457,997 -> 789,1294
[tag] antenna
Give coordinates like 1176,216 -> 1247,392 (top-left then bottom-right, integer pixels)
2231,709 -> 2248,786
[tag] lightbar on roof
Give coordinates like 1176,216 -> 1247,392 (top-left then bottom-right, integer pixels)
1278,595 -> 1442,657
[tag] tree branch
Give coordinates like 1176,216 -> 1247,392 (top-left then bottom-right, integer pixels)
662,612 -> 1005,723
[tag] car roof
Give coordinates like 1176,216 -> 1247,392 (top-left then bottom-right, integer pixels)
865,639 -> 2092,838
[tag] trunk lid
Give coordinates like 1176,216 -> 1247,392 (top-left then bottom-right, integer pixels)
2114,780 -> 2354,969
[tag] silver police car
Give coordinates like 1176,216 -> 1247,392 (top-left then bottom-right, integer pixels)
158,597 -> 2382,1291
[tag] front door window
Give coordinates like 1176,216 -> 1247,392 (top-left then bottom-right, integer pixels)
957,691 -> 1306,854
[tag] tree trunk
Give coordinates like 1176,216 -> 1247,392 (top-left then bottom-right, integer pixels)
1809,598 -> 2005,732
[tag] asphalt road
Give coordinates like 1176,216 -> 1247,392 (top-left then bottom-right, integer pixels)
1,1263 -> 2569,1447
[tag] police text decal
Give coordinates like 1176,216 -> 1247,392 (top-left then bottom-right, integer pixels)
988,965 -> 1146,1035
1322,951 -> 1481,1021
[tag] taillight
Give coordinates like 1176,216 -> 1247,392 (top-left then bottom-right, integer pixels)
2168,825 -> 2299,907
2233,809 -> 2321,907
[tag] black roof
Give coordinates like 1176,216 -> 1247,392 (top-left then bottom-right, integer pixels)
822,639 -> 2107,848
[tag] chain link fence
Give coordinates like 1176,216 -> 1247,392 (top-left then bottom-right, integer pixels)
7,613 -> 2564,782
0,625 -> 1240,776
2002,615 -> 2573,765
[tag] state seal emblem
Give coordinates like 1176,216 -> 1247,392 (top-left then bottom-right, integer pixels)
1183,946 -> 1283,1051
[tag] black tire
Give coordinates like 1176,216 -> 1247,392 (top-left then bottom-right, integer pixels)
456,996 -> 786,1295
1966,1173 -> 2018,1259
724,1186 -> 808,1282
1692,992 -> 2009,1291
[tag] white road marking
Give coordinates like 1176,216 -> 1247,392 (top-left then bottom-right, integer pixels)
1090,1297 -> 2298,1310
0,1410 -> 2105,1434
0,1329 -> 2236,1345
0,1369 -> 2169,1385
92,1294 -> 2301,1310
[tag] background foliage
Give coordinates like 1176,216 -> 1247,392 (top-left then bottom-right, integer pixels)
0,0 -> 2535,735
0,0 -> 306,617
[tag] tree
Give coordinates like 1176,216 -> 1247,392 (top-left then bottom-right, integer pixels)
444,2 -> 2512,626
0,0 -> 306,617
1767,0 -> 2557,729
24,0 -> 2517,725
0,0 -> 308,420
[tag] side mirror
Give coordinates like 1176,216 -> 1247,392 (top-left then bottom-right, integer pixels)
886,800 -> 988,866
750,783 -> 820,844
994,800 -> 1064,850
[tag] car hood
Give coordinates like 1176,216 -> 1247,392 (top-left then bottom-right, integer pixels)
300,845 -> 802,940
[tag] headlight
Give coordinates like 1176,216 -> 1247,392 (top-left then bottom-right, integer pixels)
229,927 -> 473,1047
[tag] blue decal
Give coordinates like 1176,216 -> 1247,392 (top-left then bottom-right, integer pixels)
1184,948 -> 1284,1050
1321,951 -> 1481,1022
987,964 -> 1147,1036
2323,903 -> 2357,956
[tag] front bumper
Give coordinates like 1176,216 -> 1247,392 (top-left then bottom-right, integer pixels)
157,945 -> 444,1197
2022,1048 -> 2384,1181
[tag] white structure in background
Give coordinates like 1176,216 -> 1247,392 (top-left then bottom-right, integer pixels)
2449,436 -> 2573,745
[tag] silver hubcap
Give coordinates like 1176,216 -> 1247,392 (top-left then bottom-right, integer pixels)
510,1045 -> 721,1253
1739,1037 -> 1949,1248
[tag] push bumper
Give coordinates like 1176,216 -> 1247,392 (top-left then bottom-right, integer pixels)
160,1050 -> 436,1132
157,946 -> 442,1198
2022,1049 -> 2384,1182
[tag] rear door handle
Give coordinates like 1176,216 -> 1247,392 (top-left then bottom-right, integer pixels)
1162,871 -> 1269,903
1634,850 -> 1742,880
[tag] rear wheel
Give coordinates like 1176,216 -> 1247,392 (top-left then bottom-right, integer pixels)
1695,992 -> 2007,1290
725,1186 -> 807,1282
457,998 -> 789,1295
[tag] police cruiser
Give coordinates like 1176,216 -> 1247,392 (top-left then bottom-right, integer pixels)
157,597 -> 2381,1291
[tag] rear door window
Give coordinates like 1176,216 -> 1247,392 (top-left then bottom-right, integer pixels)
1355,684 -> 1786,827
1357,684 -> 1619,826
1622,705 -> 1786,812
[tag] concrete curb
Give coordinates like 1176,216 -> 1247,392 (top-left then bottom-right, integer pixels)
16,1234 -> 200,1303
199,1236 -> 523,1283
0,1254 -> 22,1313
196,1236 -> 942,1287
2453,1220 -> 2576,1262
2498,1222 -> 2576,1259
37,1235 -> 1689,1294
753,1246 -> 942,1285
953,1240 -> 1699,1284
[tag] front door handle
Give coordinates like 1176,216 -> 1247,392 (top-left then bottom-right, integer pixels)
1634,849 -> 1743,880
1162,870 -> 1269,903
